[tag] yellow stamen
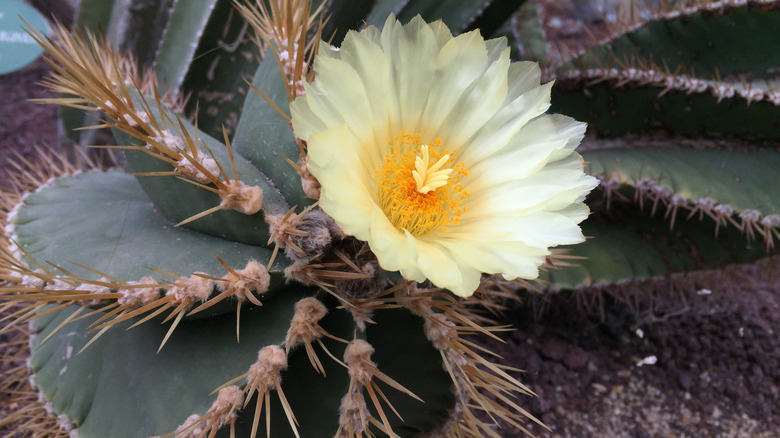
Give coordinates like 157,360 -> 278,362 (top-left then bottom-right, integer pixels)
375,133 -> 470,236
412,145 -> 453,194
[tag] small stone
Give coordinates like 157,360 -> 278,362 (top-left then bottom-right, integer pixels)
530,394 -> 551,415
724,386 -> 741,400
564,346 -> 589,369
541,338 -> 567,361
678,372 -> 694,391
524,348 -> 542,376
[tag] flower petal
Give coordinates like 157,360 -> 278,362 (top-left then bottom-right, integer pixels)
290,15 -> 597,297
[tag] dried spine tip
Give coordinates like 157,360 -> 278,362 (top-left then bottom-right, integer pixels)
219,260 -> 270,300
285,297 -> 328,348
248,345 -> 288,390
220,180 -> 263,215
424,314 -> 458,350
167,273 -> 214,305
118,276 -> 160,308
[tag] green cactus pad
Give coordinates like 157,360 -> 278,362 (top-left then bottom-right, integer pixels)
232,51 -> 313,208
13,169 -> 279,285
30,289 -> 305,437
180,0 -> 261,137
30,294 -> 455,437
563,3 -> 780,79
153,0 -> 220,93
584,147 -> 780,215
229,307 -> 455,437
113,97 -> 291,246
494,0 -> 545,62
551,80 -> 780,139
545,194 -> 770,289
366,0 -> 494,31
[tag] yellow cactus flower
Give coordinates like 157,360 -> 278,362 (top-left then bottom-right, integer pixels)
290,15 -> 598,297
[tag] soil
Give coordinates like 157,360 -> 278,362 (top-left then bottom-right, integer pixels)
487,259 -> 780,437
0,58 -> 59,185
2,2 -> 780,437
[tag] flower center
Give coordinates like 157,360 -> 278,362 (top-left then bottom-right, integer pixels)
375,133 -> 469,236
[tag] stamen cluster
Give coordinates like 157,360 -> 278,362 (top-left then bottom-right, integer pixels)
375,133 -> 469,236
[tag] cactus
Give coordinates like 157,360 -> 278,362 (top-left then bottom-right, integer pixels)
494,0 -> 780,298
4,0 -> 779,436
0,1 -> 596,437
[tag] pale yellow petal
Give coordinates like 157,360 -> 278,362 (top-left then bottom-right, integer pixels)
419,30 -> 489,133
465,114 -> 587,192
458,81 -> 553,163
434,43 -> 510,148
380,15 -> 440,129
440,240 -> 546,280
414,239 -> 481,297
289,14 -> 597,298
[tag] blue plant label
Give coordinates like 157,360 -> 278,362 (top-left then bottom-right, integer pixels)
0,0 -> 49,75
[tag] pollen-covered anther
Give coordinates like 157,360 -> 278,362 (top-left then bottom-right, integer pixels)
424,313 -> 458,350
206,385 -> 244,429
117,276 -> 160,308
219,180 -> 263,215
413,145 -> 454,194
376,133 -> 469,235
285,297 -> 328,349
167,273 -> 214,306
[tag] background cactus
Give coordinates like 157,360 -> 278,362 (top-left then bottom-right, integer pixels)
2,0 -> 780,437
511,0 -> 780,297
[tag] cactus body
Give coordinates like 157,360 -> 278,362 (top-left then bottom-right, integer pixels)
4,1 -> 780,437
